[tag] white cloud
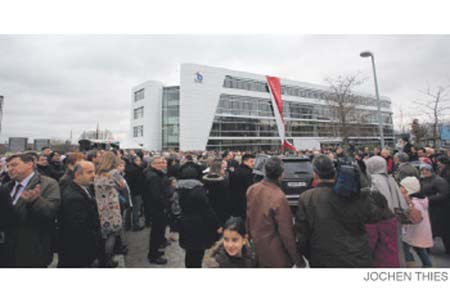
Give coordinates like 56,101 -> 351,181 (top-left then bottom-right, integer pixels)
1,35 -> 449,143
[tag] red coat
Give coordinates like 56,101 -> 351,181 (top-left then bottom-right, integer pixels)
365,217 -> 400,268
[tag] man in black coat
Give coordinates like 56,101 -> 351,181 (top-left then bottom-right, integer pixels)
0,186 -> 16,267
229,154 -> 255,219
36,154 -> 55,179
125,156 -> 145,231
420,163 -> 450,253
58,160 -> 101,267
143,156 -> 169,264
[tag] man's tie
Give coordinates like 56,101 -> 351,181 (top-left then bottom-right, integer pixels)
11,183 -> 23,204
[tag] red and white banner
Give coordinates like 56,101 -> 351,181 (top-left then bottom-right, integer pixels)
266,76 -> 296,152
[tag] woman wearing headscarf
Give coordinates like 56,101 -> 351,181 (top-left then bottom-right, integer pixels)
365,155 -> 409,267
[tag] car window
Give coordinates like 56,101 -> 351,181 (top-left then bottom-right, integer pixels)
283,161 -> 313,178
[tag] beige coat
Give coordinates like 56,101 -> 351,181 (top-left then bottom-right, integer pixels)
246,179 -> 301,267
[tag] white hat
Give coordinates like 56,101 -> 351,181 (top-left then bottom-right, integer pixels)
400,176 -> 421,195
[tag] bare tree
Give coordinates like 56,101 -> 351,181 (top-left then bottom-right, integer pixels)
411,118 -> 429,146
414,84 -> 450,147
324,74 -> 366,147
79,129 -> 114,140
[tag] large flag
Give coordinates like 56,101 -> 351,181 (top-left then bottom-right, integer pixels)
266,76 -> 296,152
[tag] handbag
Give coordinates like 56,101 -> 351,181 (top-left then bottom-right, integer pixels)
385,175 -> 422,225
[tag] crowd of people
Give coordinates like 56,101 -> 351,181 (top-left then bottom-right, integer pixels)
0,138 -> 449,268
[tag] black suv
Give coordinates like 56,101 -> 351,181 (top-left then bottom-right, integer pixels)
280,157 -> 314,206
252,155 -> 314,207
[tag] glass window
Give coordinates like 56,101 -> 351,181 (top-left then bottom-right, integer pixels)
133,125 -> 143,137
133,107 -> 144,119
134,89 -> 145,102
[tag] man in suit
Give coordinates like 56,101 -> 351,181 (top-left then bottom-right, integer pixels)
58,160 -> 101,267
6,153 -> 61,267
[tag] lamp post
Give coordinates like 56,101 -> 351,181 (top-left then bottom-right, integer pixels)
360,50 -> 385,149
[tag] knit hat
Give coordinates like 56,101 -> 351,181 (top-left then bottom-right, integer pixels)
400,176 -> 421,195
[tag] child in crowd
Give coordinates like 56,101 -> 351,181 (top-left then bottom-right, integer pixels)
365,191 -> 400,267
400,176 -> 433,268
205,217 -> 256,268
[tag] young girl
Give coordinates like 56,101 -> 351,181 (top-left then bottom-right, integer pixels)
364,191 -> 400,267
205,217 -> 256,268
400,176 -> 433,268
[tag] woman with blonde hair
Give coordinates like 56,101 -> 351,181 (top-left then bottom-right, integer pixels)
94,151 -> 123,267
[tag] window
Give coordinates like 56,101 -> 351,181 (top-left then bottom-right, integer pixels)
133,125 -> 143,137
134,89 -> 145,102
133,107 -> 144,119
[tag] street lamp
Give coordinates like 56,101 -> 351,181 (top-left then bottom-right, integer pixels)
360,50 -> 385,149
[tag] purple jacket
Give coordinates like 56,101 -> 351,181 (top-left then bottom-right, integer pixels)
365,217 -> 400,268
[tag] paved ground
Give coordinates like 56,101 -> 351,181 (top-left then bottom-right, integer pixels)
123,226 -> 450,268
124,226 -> 187,268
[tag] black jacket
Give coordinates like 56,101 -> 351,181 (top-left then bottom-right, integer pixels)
202,174 -> 232,226
58,181 -> 101,267
177,179 -> 220,250
37,165 -> 55,179
229,164 -> 254,218
0,186 -> 17,267
296,182 -> 381,268
421,175 -> 449,208
49,162 -> 65,182
125,163 -> 145,197
142,167 -> 168,214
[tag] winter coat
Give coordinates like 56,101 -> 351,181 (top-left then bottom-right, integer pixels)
142,167 -> 168,217
395,162 -> 420,182
49,161 -> 65,182
204,239 -> 256,268
420,175 -> 449,238
296,182 -> 381,268
203,174 -> 232,225
365,156 -> 409,212
125,163 -> 145,197
58,181 -> 101,267
246,179 -> 300,268
177,179 -> 221,250
37,165 -> 55,179
229,164 -> 254,219
4,173 -> 61,267
437,165 -> 450,196
402,194 -> 434,248
94,171 -> 122,239
0,186 -> 16,267
365,218 -> 400,268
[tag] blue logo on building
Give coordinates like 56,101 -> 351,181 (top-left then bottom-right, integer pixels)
194,72 -> 203,83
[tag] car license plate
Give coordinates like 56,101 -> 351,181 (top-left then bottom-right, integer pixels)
287,182 -> 306,187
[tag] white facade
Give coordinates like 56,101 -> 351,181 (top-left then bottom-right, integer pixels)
131,64 -> 394,151
130,81 -> 163,150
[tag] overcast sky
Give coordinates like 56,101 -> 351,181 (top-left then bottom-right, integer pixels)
1,35 -> 449,143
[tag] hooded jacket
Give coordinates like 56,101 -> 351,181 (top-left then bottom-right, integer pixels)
202,174 -> 231,225
296,182 -> 381,267
177,179 -> 220,250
